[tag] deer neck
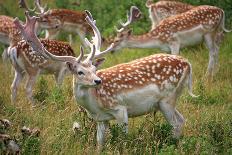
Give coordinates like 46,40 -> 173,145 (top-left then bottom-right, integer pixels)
73,77 -> 98,110
125,33 -> 169,50
73,76 -> 113,121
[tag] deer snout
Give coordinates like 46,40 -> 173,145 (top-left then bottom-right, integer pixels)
94,79 -> 102,85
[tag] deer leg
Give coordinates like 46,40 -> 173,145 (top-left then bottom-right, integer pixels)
25,73 -> 38,105
214,32 -> 222,72
2,48 -> 8,62
54,67 -> 67,86
204,33 -> 217,78
11,70 -> 23,103
112,105 -> 128,133
159,101 -> 184,138
169,42 -> 180,55
68,34 -> 73,46
97,121 -> 109,146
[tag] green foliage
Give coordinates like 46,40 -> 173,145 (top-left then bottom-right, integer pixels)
33,77 -> 49,103
48,86 -> 66,110
20,137 -> 41,155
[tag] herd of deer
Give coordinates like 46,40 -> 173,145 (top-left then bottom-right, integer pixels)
0,0 -> 231,147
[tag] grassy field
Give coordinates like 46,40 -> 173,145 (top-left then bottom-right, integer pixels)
0,31 -> 232,154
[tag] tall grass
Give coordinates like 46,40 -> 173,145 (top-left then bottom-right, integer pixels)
0,34 -> 232,154
0,0 -> 232,154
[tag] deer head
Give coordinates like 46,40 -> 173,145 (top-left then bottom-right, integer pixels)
111,6 -> 141,51
18,0 -> 60,29
14,12 -> 104,87
115,6 -> 142,33
34,0 -> 61,29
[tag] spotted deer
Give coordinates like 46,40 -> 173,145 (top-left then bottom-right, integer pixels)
0,15 -> 22,61
15,8 -> 198,146
19,0 -> 93,46
8,12 -> 76,104
146,0 -> 194,29
112,5 -> 231,78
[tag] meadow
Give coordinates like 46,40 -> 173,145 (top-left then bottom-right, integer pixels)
0,0 -> 232,154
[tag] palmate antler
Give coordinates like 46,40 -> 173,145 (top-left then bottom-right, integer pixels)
34,0 -> 49,16
84,11 -> 114,59
13,11 -> 89,63
115,6 -> 142,33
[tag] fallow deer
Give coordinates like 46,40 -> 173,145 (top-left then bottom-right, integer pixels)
112,5 -> 231,78
8,12 -> 76,104
15,8 -> 197,146
19,0 -> 93,46
146,0 -> 194,29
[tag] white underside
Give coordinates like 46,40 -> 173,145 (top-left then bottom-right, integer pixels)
0,32 -> 10,45
128,39 -> 170,52
175,25 -> 205,48
75,83 -> 176,121
117,84 -> 161,117
61,22 -> 83,34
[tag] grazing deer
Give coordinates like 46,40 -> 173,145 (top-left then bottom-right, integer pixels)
15,8 -> 197,146
146,0 -> 194,29
19,0 -> 93,46
0,15 -> 22,61
112,5 -> 231,78
8,12 -> 75,104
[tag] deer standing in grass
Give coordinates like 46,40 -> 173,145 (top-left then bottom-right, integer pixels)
146,0 -> 194,29
112,5 -> 231,79
15,8 -> 197,147
8,12 -> 76,104
19,0 -> 93,46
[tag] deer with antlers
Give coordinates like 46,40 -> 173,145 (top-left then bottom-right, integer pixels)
19,0 -> 93,46
15,7 -> 197,146
146,0 -> 194,29
7,12 -> 76,104
112,5 -> 231,78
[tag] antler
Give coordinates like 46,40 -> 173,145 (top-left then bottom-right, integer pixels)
115,6 -> 142,33
18,0 -> 36,12
84,10 -> 114,59
13,12 -> 83,63
34,0 -> 49,16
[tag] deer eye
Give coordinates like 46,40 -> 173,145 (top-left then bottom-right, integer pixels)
77,71 -> 85,75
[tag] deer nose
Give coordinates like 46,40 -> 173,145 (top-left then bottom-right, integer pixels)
94,79 -> 102,85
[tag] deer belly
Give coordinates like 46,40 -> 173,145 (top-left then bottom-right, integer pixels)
117,84 -> 161,117
40,62 -> 66,74
176,25 -> 204,47
63,23 -> 82,33
0,32 -> 10,45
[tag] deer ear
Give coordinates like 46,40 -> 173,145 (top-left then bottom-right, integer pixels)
93,58 -> 105,68
66,62 -> 75,72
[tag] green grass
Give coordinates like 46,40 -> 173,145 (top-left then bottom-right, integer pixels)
1,0 -> 232,153
0,33 -> 232,154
